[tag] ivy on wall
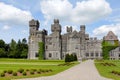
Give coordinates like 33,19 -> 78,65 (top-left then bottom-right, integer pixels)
38,42 -> 44,60
102,40 -> 119,60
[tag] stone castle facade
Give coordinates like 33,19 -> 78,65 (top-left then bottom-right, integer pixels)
28,19 -> 120,60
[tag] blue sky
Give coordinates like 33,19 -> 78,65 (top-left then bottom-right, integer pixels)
0,0 -> 120,43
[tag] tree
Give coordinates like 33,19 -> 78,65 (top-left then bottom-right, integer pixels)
8,39 -> 17,58
0,48 -> 5,57
0,39 -> 5,48
22,38 -> 27,44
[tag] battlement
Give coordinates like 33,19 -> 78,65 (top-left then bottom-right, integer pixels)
29,19 -> 39,28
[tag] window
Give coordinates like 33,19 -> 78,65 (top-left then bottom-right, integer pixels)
119,54 -> 120,57
86,53 -> 89,57
56,53 -> 58,57
46,46 -> 48,49
96,53 -> 98,57
91,53 -> 94,56
35,52 -> 38,57
110,35 -> 113,39
49,53 -> 52,57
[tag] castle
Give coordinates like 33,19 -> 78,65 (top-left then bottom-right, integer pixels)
28,19 -> 120,60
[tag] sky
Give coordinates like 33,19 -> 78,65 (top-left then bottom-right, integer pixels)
0,0 -> 120,43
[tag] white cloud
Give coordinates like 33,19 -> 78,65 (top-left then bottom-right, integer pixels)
40,0 -> 112,24
0,2 -> 33,26
93,23 -> 120,39
2,25 -> 11,30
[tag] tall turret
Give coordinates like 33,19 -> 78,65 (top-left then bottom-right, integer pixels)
67,26 -> 72,33
80,25 -> 85,33
29,19 -> 39,36
51,19 -> 61,33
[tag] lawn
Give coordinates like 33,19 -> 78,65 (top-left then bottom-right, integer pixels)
95,60 -> 120,80
0,58 -> 79,80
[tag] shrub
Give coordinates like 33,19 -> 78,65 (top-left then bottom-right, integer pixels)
3,70 -> 7,73
65,54 -> 71,62
26,69 -> 29,71
37,70 -> 41,74
22,72 -> 27,76
30,71 -> 34,75
65,54 -> 77,62
18,68 -> 24,73
31,69 -> 37,72
0,73 -> 5,77
41,69 -> 45,73
13,72 -> 17,76
48,69 -> 52,72
7,70 -> 13,74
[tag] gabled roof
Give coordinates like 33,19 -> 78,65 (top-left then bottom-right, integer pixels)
104,31 -> 118,40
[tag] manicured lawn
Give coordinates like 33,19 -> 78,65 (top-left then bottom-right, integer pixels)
0,58 -> 79,80
95,60 -> 120,80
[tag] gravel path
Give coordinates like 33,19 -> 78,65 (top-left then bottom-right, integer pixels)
17,60 -> 112,80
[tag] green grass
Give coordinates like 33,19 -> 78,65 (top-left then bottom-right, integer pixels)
0,58 -> 79,80
95,60 -> 120,80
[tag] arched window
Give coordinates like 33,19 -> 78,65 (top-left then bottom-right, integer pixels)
49,53 -> 52,57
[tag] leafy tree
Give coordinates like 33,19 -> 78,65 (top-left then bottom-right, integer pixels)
22,38 -> 27,44
0,48 -> 5,57
0,39 -> 5,48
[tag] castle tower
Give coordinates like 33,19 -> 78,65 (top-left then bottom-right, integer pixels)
45,19 -> 62,60
80,25 -> 85,34
28,19 -> 45,59
29,19 -> 39,36
51,19 -> 61,34
67,26 -> 72,33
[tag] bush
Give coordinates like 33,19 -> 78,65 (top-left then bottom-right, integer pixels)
30,71 -> 34,75
37,70 -> 41,74
3,70 -> 7,73
26,69 -> 29,71
48,69 -> 52,72
65,54 -> 78,62
0,73 -> 5,77
31,69 -> 37,72
13,72 -> 17,76
18,68 -> 24,73
22,72 -> 27,76
65,54 -> 71,62
7,70 -> 13,74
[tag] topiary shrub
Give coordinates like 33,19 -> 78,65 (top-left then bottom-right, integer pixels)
13,72 -> 17,76
37,70 -> 41,74
0,73 -> 5,77
31,69 -> 37,72
48,69 -> 52,72
3,70 -> 7,73
22,72 -> 27,76
18,68 -> 24,73
7,70 -> 13,74
30,71 -> 34,75
26,69 -> 29,71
